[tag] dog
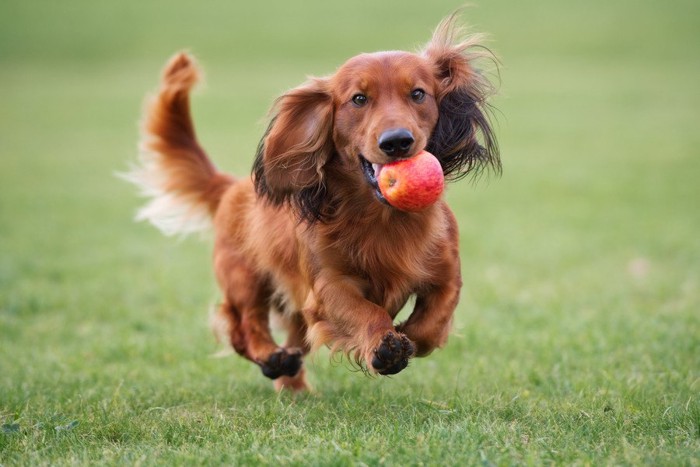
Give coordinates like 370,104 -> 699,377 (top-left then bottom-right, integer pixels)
126,13 -> 499,391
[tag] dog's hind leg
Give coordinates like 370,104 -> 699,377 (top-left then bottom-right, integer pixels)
214,250 -> 303,383
272,311 -> 311,391
217,300 -> 304,382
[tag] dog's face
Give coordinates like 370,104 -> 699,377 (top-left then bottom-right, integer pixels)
253,17 -> 500,220
330,52 -> 439,202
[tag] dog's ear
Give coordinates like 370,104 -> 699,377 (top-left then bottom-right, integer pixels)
254,77 -> 334,220
424,14 -> 500,179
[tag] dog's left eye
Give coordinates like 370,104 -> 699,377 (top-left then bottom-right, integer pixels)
411,88 -> 426,103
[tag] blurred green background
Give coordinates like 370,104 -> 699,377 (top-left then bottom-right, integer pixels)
1,0 -> 699,464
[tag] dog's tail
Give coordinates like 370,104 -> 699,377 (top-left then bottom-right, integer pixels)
123,52 -> 234,236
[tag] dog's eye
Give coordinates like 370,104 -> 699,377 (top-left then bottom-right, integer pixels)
352,93 -> 368,107
411,88 -> 426,103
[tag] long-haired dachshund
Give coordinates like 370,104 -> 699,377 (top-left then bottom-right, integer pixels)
126,14 -> 499,391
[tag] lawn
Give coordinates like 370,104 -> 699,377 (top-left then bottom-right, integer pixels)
1,0 -> 699,465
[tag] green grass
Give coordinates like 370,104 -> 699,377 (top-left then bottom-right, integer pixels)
1,0 -> 699,465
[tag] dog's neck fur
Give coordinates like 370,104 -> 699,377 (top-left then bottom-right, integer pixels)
301,165 -> 445,315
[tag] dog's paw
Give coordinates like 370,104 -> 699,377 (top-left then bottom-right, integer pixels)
259,348 -> 303,380
370,332 -> 416,375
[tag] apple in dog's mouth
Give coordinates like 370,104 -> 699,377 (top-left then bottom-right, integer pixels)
360,150 -> 445,212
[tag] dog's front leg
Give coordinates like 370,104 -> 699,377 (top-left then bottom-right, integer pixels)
305,274 -> 415,375
396,270 -> 462,357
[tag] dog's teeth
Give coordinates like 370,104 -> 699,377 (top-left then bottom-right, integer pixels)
372,163 -> 383,178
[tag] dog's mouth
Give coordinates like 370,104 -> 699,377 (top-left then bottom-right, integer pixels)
360,155 -> 388,205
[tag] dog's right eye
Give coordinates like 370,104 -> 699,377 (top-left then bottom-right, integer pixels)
351,94 -> 368,107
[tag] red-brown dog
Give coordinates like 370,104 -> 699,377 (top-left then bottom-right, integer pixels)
126,14 -> 499,391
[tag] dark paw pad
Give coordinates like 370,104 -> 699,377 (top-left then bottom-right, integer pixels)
260,348 -> 303,380
371,333 -> 416,375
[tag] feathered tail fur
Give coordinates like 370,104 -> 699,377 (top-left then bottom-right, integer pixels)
123,53 -> 233,236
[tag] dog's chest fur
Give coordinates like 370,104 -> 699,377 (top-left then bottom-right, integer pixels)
305,204 -> 446,315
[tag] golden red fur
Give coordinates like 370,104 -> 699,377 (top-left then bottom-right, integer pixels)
126,14 -> 499,391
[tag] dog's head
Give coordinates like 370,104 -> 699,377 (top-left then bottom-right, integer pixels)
254,14 -> 500,221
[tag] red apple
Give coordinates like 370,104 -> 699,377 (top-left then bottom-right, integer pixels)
377,150 -> 444,212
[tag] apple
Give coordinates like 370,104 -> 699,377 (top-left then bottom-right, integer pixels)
378,150 -> 444,212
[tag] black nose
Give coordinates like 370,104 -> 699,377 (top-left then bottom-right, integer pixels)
378,128 -> 415,158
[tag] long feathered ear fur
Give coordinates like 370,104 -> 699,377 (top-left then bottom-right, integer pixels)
424,13 -> 501,180
253,78 -> 334,221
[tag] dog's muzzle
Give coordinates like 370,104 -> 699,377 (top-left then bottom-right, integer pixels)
360,156 -> 388,205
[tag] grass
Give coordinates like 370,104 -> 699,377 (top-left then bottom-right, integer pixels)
1,0 -> 699,465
